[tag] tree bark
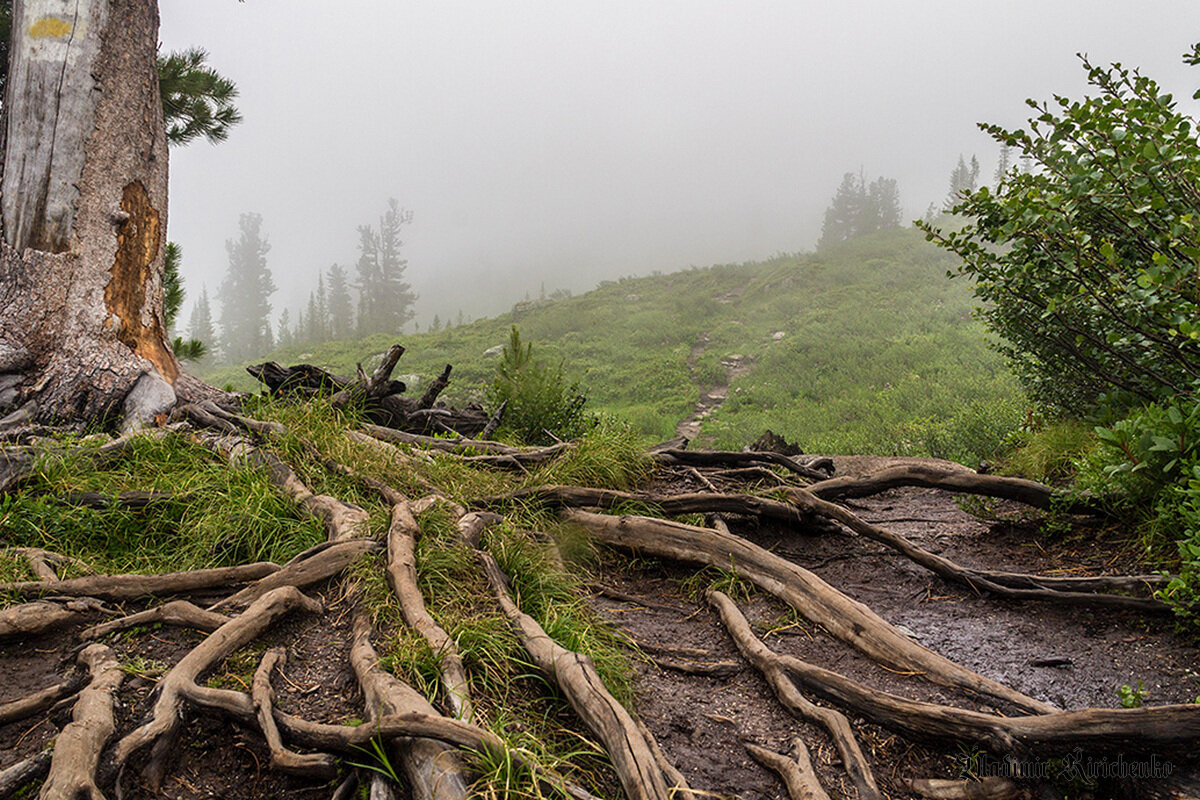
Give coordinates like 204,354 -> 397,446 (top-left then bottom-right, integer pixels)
0,0 -> 180,427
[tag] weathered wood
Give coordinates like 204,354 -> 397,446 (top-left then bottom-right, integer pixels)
806,463 -> 1098,514
0,675 -> 84,725
710,590 -> 1200,752
564,508 -> 1053,715
38,644 -> 125,800
0,562 -> 280,600
651,449 -> 831,482
477,548 -> 681,800
743,738 -> 831,800
0,0 -> 179,424
251,648 -> 338,779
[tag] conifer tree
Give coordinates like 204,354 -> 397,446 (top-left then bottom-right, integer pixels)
217,213 -> 275,362
376,199 -> 418,333
354,225 -> 381,336
186,287 -> 216,362
277,308 -> 293,348
326,264 -> 354,340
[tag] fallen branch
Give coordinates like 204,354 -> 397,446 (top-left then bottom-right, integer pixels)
0,751 -> 52,797
806,463 -> 1098,514
210,539 -> 379,611
0,597 -> 106,639
362,423 -> 571,462
563,508 -> 1053,714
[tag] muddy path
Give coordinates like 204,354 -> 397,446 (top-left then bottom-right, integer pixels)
675,334 -> 751,444
3,452 -> 1199,799
596,460 -> 1200,799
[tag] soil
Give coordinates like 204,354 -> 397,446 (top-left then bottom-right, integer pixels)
3,458 -> 1199,799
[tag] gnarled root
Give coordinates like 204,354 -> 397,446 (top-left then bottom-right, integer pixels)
38,644 -> 125,800
0,562 -> 279,601
80,599 -> 229,640
563,507 -> 1053,714
709,587 -> 1200,753
476,547 -> 684,800
0,597 -> 106,640
348,609 -> 471,800
110,585 -> 323,790
251,647 -> 338,778
708,588 -> 880,800
743,737 -> 831,800
0,751 -> 52,797
0,675 -> 85,726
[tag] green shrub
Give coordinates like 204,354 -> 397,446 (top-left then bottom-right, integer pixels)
487,326 -> 589,446
1002,420 -> 1095,483
1076,397 -> 1200,626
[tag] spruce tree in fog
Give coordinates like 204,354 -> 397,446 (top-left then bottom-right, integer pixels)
326,264 -> 354,340
356,199 -> 417,336
818,171 -> 902,250
217,213 -> 276,362
187,288 -> 216,360
944,154 -> 980,210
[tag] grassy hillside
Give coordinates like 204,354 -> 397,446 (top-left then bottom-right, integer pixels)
204,228 -> 1023,464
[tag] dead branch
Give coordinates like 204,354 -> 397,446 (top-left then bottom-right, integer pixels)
476,547 -> 682,800
80,599 -> 230,640
806,463 -> 1098,514
479,400 -> 506,440
111,585 -> 323,790
362,423 -> 571,462
743,737 -> 831,800
782,487 -> 1170,610
416,364 -> 452,409
563,508 -> 1054,714
38,644 -> 125,800
251,647 -> 338,779
651,448 -> 831,482
0,562 -> 279,601
706,590 -> 880,800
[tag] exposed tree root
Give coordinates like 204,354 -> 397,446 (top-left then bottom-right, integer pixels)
562,507 -> 1054,714
0,597 -> 106,639
7,547 -> 94,580
110,585 -> 323,790
708,588 -> 1200,752
0,675 -> 84,726
0,750 -> 51,798
80,599 -> 230,640
348,608 -> 471,800
38,644 -> 124,800
211,539 -> 380,611
378,490 -> 474,722
251,647 -> 338,779
362,423 -> 572,464
708,588 -> 881,799
0,562 -> 279,601
806,463 -> 1098,514
780,487 -> 1169,610
743,737 -> 831,800
904,777 -> 1027,800
476,547 -> 684,800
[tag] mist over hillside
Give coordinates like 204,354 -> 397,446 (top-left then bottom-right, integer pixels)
204,227 -> 1022,464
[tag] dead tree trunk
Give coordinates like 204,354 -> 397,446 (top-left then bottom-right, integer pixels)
0,0 -> 182,429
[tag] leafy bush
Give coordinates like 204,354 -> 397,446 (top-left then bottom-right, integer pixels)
1002,420 -> 1095,483
922,48 -> 1200,413
487,326 -> 589,446
1076,397 -> 1200,625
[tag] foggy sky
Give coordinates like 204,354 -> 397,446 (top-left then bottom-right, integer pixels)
158,1 -> 1200,330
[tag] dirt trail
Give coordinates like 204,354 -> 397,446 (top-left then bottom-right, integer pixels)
674,334 -> 751,444
596,460 -> 1200,799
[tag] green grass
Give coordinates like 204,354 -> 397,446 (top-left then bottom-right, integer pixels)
206,227 -> 1025,464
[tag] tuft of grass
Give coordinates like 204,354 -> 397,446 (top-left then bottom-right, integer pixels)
1001,420 -> 1095,483
528,416 -> 653,491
